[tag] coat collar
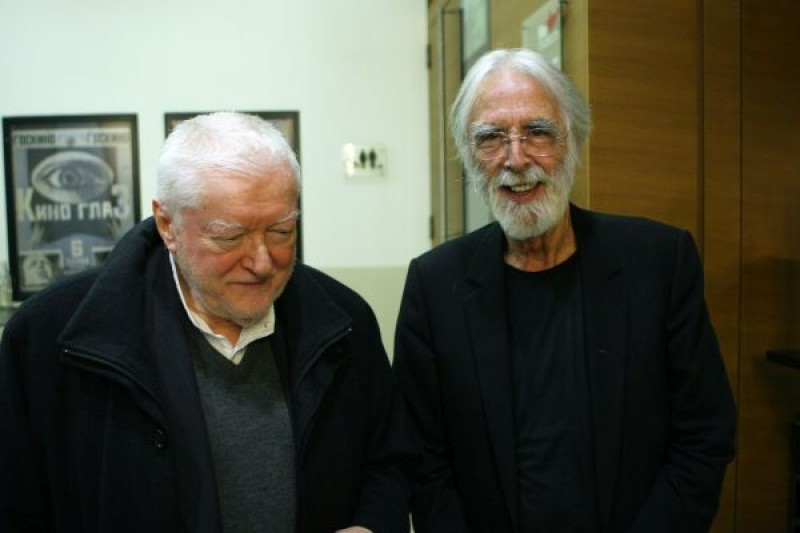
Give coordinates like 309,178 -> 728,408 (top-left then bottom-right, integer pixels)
58,218 -> 352,397
274,265 -> 352,457
456,205 -> 628,530
57,216 -> 354,438
58,217 -> 168,405
275,265 -> 352,388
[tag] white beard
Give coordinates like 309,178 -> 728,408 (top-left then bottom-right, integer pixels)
471,157 -> 575,240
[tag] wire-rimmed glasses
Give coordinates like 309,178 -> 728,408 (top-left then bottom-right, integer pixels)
470,122 -> 565,161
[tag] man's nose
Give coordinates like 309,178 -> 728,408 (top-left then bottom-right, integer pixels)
243,237 -> 273,274
504,136 -> 530,171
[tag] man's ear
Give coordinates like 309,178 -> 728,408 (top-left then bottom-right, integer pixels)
152,199 -> 178,252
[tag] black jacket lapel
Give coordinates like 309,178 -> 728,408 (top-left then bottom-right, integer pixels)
274,266 -> 352,462
146,247 -> 223,533
572,207 -> 628,530
459,224 -> 520,532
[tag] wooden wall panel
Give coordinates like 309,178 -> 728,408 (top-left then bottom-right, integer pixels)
442,17 -> 466,245
428,6 -> 442,244
587,1 -> 702,237
428,0 -> 466,244
561,0 -> 590,210
702,1 -> 742,530
738,0 -> 800,529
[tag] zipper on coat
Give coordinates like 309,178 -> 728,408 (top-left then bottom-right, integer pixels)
294,325 -> 352,461
61,347 -> 165,425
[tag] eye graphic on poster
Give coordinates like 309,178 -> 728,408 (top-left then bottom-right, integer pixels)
3,115 -> 141,302
30,151 -> 114,204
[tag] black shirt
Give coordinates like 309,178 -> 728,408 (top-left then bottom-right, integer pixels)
505,253 -> 599,531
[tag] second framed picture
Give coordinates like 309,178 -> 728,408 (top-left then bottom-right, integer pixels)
164,111 -> 299,154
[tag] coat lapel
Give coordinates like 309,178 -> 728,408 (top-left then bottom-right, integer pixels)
458,224 -> 520,531
274,266 -> 351,462
146,248 -> 223,533
572,207 -> 629,530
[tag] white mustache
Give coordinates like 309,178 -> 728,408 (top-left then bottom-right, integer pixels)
494,167 -> 551,189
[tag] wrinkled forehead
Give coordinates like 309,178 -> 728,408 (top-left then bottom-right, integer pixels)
471,69 -> 562,127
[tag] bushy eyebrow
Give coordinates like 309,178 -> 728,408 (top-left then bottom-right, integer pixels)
523,118 -> 559,131
203,210 -> 301,234
471,117 -> 559,134
204,219 -> 245,234
270,210 -> 301,227
470,123 -> 503,136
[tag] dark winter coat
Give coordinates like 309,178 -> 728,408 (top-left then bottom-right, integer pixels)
0,217 -> 414,533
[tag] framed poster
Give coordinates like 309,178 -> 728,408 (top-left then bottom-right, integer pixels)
3,114 -> 140,302
163,110 -> 303,261
461,0 -> 490,70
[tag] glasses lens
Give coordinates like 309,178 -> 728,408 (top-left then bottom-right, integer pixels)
473,132 -> 506,160
522,135 -> 556,157
472,129 -> 563,161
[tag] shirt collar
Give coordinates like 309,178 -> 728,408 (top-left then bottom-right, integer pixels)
169,253 -> 275,365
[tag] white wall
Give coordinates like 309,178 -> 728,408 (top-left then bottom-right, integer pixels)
0,0 -> 431,347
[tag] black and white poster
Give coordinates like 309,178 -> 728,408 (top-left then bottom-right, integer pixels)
3,115 -> 140,301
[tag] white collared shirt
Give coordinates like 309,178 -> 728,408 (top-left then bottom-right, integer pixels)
169,254 -> 275,365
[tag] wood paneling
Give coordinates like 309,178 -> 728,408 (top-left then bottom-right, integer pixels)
561,0 -> 590,209
428,7 -> 441,244
737,0 -> 800,529
702,1 -> 742,530
428,0 -> 465,244
587,1 -> 702,237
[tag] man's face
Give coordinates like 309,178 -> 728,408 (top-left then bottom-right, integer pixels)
154,162 -> 298,331
469,69 -> 574,240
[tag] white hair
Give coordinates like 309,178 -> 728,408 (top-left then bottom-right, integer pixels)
156,111 -> 301,219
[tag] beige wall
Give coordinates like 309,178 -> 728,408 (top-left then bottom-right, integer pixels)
0,0 -> 431,274
322,266 -> 409,361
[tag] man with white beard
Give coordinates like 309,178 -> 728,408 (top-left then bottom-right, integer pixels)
393,48 -> 736,533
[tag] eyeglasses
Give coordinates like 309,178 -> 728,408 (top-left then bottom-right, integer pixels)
470,124 -> 565,161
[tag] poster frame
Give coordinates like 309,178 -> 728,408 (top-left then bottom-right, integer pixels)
2,114 -> 140,301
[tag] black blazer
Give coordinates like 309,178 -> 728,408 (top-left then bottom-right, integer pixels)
393,206 -> 736,533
